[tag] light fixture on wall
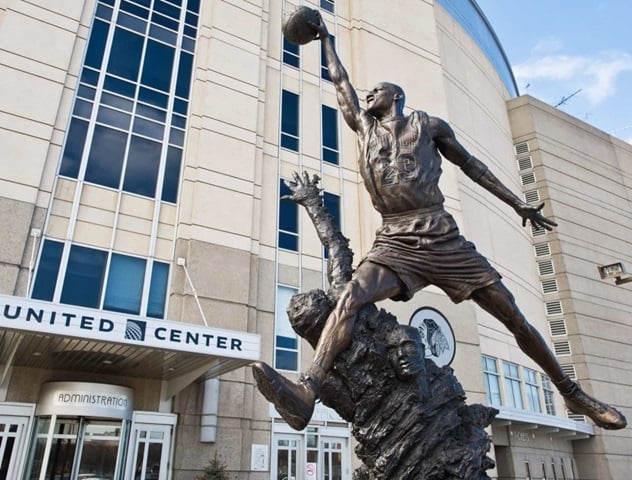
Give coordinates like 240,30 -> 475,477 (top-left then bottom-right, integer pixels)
597,262 -> 632,285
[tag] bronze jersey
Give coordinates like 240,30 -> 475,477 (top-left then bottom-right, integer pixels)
359,110 -> 444,215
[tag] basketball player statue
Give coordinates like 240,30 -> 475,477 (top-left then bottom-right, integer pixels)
253,8 -> 626,432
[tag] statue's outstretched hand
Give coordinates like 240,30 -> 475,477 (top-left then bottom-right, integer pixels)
515,202 -> 557,231
309,11 -> 329,40
282,171 -> 322,207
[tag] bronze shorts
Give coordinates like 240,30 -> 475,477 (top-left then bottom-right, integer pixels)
360,207 -> 501,303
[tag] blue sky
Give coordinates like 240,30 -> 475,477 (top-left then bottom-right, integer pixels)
476,1 -> 632,143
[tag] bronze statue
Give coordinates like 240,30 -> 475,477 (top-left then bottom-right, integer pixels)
254,10 -> 626,432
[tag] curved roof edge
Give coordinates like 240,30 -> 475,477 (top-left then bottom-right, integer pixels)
436,0 -> 519,97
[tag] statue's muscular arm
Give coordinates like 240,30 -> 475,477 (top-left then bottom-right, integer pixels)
311,15 -> 370,135
429,116 -> 557,231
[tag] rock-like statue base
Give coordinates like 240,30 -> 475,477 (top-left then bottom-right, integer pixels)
253,173 -> 497,479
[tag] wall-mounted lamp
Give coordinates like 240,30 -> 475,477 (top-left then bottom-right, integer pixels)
597,262 -> 632,285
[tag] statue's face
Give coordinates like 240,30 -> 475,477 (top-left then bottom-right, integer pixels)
390,340 -> 424,381
366,83 -> 399,116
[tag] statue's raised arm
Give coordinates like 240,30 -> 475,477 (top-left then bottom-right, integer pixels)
310,15 -> 367,135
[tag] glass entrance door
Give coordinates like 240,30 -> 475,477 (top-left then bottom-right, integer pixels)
0,414 -> 31,479
24,416 -> 127,480
274,434 -> 301,480
320,437 -> 344,480
272,429 -> 349,480
123,412 -> 176,480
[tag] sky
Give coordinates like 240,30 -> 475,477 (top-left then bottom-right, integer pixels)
476,0 -> 632,144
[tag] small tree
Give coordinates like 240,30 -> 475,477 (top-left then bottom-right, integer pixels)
196,452 -> 229,480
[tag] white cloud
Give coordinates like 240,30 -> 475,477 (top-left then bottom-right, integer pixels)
514,51 -> 632,106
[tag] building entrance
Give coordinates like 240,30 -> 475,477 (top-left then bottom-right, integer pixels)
272,426 -> 349,480
24,416 -> 127,480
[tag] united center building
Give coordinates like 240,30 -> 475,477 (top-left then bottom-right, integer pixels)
0,0 -> 630,479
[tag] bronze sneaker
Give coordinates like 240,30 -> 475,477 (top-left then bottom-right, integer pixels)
252,362 -> 317,430
562,383 -> 627,430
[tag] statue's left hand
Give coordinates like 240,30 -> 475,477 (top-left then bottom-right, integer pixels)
515,202 -> 557,231
282,171 -> 322,207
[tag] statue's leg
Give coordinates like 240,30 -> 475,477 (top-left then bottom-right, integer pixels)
253,262 -> 403,430
471,281 -> 626,430
312,261 -> 403,372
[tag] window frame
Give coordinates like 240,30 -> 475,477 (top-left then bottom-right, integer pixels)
275,285 -> 300,372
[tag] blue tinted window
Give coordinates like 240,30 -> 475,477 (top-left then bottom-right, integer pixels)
60,245 -> 108,308
275,348 -> 298,371
154,0 -> 180,19
81,67 -> 100,86
147,261 -> 169,318
107,27 -> 144,81
279,181 -> 298,251
283,37 -> 299,68
281,90 -> 299,151
60,118 -> 89,178
31,240 -> 64,301
324,192 -> 340,229
85,20 -> 109,69
139,87 -> 168,108
173,98 -> 188,115
101,92 -> 134,112
137,102 -> 166,122
161,146 -> 182,202
276,336 -> 297,349
123,135 -> 161,197
132,116 -> 164,139
185,11 -> 198,26
187,0 -> 200,14
149,24 -> 177,45
119,12 -> 147,34
95,3 -> 113,20
323,192 -> 340,258
120,0 -> 149,19
176,52 -> 193,98
85,125 -> 127,188
141,40 -> 175,92
322,105 -> 338,164
103,253 -> 146,314
320,0 -> 334,13
151,11 -> 178,31
104,75 -> 137,98
97,105 -> 131,130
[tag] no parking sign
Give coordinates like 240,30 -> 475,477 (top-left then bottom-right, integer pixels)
306,463 -> 317,478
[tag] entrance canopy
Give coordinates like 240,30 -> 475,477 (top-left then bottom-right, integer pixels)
0,294 -> 260,397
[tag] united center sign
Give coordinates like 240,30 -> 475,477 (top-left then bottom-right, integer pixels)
0,294 -> 260,360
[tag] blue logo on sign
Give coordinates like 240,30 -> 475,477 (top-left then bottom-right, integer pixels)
125,319 -> 146,341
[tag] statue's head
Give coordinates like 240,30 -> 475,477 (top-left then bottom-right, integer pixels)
366,82 -> 406,117
388,325 -> 425,381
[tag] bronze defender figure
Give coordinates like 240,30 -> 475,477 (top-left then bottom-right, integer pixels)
254,11 -> 626,432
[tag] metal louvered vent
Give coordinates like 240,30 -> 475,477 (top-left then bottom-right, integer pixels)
549,319 -> 568,336
514,141 -> 530,156
517,156 -> 534,171
561,364 -> 577,379
567,411 -> 587,422
541,278 -> 559,294
546,300 -> 563,316
553,340 -> 571,356
534,243 -> 551,257
524,190 -> 541,204
521,172 -> 536,186
538,260 -> 555,276
531,224 -> 546,237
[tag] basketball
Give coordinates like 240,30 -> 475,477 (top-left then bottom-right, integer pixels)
282,6 -> 319,45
